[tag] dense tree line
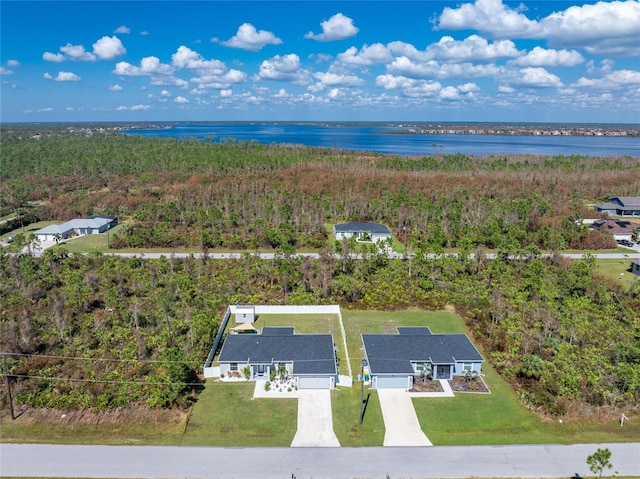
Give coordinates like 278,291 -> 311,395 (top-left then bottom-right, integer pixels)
1,130 -> 639,416
0,248 -> 638,415
2,131 -> 637,251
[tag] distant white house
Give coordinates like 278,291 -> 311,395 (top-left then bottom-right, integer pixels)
334,222 -> 392,243
34,216 -> 117,242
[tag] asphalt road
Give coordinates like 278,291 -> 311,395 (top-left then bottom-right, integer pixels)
2,443 -> 639,478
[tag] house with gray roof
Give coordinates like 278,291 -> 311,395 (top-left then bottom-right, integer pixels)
34,216 -> 117,241
218,327 -> 338,389
362,327 -> 483,389
590,219 -> 639,242
595,197 -> 640,217
335,222 -> 392,242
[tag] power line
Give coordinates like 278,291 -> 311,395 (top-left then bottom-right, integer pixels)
0,351 -> 203,365
10,373 -> 202,387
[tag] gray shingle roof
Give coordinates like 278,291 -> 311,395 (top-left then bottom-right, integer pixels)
397,327 -> 432,335
219,333 -> 336,375
362,332 -> 483,375
335,222 -> 391,235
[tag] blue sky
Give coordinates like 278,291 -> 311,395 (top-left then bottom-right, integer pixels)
1,0 -> 639,123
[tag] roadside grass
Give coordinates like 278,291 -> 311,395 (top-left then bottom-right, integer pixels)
594,258 -> 639,289
413,364 -> 555,445
332,385 -> 384,446
181,380 -> 296,446
50,224 -> 128,253
414,361 -> 640,445
0,410 -> 186,445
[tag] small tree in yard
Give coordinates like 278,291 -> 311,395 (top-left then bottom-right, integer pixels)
587,448 -> 614,479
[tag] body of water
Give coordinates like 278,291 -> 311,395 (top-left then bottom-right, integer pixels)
125,123 -> 640,157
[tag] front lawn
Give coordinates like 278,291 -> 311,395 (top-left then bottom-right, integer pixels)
413,362 -> 640,445
332,385 -> 384,446
181,380 -> 297,446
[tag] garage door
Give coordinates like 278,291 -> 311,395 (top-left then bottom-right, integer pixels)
375,376 -> 409,389
298,376 -> 331,389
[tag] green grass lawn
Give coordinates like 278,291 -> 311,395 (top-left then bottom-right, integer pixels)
181,380 -> 297,446
594,258 -> 639,289
414,362 -> 640,445
332,385 -> 385,446
0,410 -> 186,445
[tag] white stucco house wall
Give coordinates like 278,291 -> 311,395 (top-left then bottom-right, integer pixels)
34,216 -> 117,241
334,222 -> 392,243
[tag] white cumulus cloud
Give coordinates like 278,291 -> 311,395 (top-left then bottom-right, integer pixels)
375,74 -> 442,98
436,0 -> 640,56
436,0 -> 542,38
108,84 -> 123,91
114,25 -> 131,34
113,56 -> 174,76
305,13 -> 359,41
60,43 -> 96,61
92,36 -> 126,60
336,43 -> 394,67
512,67 -> 564,88
258,54 -> 310,84
573,69 -> 640,89
540,0 -> 640,55
44,71 -> 82,82
427,35 -> 521,63
221,23 -> 282,51
171,46 -> 227,75
43,52 -> 65,63
313,71 -> 365,87
174,96 -> 189,103
511,46 -> 584,67
439,86 -> 460,100
0,67 -> 14,75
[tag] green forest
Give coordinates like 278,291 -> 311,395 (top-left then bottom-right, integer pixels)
1,127 -> 639,420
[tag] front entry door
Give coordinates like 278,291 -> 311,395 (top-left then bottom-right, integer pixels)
255,364 -> 266,377
436,365 -> 451,379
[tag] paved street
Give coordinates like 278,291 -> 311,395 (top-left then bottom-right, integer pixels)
2,443 -> 639,478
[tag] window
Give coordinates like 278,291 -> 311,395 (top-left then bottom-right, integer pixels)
230,363 -> 238,371
462,363 -> 472,372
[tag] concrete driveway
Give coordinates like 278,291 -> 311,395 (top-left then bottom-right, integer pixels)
377,389 -> 432,446
291,390 -> 340,447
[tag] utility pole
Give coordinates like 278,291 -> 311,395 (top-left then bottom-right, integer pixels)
359,359 -> 367,425
3,353 -> 15,420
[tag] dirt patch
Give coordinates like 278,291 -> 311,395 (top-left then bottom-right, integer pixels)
9,405 -> 186,426
410,377 -> 444,393
444,304 -> 457,313
449,376 -> 490,393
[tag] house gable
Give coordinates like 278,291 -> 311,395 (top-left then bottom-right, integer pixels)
218,332 -> 337,376
362,332 -> 483,376
595,196 -> 640,216
335,222 -> 391,235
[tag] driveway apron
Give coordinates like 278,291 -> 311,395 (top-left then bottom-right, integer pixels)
291,390 -> 340,447
377,389 -> 432,446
